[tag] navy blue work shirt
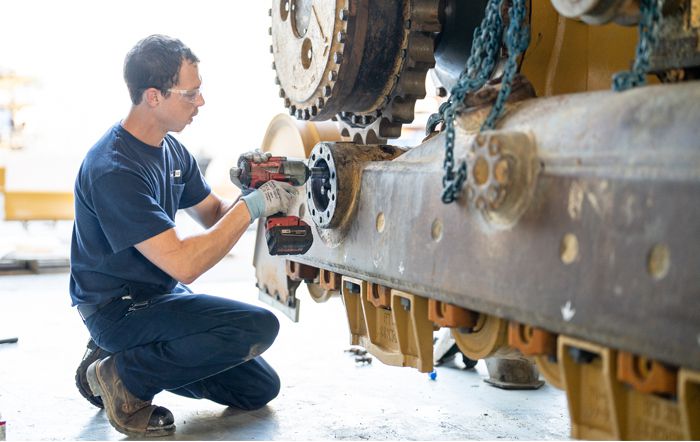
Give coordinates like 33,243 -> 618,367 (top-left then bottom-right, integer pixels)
69,123 -> 211,306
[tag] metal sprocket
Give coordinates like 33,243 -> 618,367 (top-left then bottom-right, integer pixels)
270,0 -> 440,144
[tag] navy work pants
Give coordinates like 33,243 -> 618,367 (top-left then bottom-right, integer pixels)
83,286 -> 280,409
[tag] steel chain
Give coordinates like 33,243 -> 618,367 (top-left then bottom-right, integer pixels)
427,0 -> 529,204
612,0 -> 662,91
483,0 -> 530,130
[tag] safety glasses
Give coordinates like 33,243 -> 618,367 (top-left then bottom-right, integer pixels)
167,86 -> 203,104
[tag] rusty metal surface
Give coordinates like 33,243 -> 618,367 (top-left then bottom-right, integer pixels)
289,81 -> 700,370
428,299 -> 477,328
649,8 -> 700,71
508,322 -> 557,357
270,0 -> 440,143
617,351 -> 678,395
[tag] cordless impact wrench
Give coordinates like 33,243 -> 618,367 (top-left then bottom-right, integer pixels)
230,155 -> 322,255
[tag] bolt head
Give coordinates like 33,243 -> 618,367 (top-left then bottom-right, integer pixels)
466,186 -> 475,200
488,139 -> 501,156
494,159 -> 511,185
323,85 -> 332,97
316,97 -> 325,108
337,31 -> 346,43
487,187 -> 499,203
333,52 -> 343,64
339,9 -> 349,20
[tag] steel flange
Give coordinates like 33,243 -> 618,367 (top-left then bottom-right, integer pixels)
305,142 -> 405,231
464,131 -> 540,229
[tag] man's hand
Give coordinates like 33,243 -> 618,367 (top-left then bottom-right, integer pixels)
230,149 -> 272,189
241,181 -> 298,221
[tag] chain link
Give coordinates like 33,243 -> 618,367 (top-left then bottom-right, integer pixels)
428,0 -> 529,204
483,0 -> 530,130
612,0 -> 662,91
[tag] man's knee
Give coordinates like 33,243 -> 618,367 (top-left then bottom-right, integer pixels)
239,369 -> 280,410
258,369 -> 281,408
247,309 -> 279,358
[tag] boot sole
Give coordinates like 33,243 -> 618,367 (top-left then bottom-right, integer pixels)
75,341 -> 106,408
86,360 -> 176,437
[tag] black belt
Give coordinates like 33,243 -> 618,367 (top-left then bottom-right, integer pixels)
77,295 -> 131,321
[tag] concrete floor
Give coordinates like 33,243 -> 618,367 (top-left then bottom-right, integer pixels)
0,226 -> 571,441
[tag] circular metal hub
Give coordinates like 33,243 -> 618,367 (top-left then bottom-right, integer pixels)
306,143 -> 338,228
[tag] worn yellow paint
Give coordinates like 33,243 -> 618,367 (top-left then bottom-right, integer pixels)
4,191 -> 74,221
522,1 -> 644,96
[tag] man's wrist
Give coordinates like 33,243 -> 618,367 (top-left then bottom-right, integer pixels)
241,190 -> 263,222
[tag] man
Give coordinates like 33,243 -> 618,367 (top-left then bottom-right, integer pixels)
70,34 -> 297,437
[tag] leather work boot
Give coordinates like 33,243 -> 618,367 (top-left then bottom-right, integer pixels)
86,356 -> 175,437
75,338 -> 111,408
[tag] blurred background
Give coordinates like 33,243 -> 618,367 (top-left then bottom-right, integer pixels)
0,1 -> 281,265
0,0 -> 278,194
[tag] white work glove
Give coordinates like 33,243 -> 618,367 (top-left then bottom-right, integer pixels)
241,180 -> 298,221
229,149 -> 272,189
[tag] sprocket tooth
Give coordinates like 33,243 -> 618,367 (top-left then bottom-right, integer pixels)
397,69 -> 429,98
388,97 -> 417,123
377,119 -> 404,139
407,32 -> 437,65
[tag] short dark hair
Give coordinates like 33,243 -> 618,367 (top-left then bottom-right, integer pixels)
123,34 -> 200,105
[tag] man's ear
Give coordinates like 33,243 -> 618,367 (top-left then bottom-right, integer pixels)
143,88 -> 161,107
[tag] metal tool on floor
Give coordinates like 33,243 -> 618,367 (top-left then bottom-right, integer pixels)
355,356 -> 372,365
0,411 -> 6,441
0,337 -> 18,345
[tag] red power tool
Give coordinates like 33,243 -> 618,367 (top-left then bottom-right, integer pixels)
231,155 -> 319,256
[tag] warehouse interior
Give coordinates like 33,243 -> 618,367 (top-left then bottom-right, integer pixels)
1,0 -> 699,440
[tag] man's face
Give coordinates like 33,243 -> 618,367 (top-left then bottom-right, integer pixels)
158,60 -> 205,132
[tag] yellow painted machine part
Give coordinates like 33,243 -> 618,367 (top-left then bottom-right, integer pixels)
452,314 -> 509,360
260,113 -> 341,158
680,369 -> 700,440
535,354 -> 565,390
558,336 -> 623,440
0,166 -> 5,193
340,276 -> 434,372
558,336 -> 700,440
522,1 -> 646,96
4,191 -> 74,221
